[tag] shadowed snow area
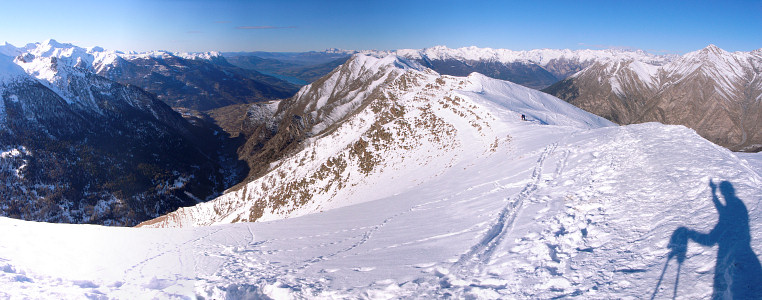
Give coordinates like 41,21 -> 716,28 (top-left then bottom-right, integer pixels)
1,55 -> 761,299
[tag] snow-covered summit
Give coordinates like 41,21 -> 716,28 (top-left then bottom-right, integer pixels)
666,44 -> 758,83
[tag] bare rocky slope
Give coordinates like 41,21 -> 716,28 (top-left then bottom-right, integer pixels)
545,45 -> 762,152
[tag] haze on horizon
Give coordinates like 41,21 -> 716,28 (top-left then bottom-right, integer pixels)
0,0 -> 760,54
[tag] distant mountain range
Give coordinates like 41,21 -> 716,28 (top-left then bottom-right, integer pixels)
2,40 -> 300,111
380,46 -> 673,89
223,53 -> 350,85
222,46 -> 674,90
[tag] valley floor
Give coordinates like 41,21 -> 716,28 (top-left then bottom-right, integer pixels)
1,121 -> 761,299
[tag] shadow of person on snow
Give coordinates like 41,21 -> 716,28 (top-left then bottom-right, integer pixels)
660,180 -> 762,299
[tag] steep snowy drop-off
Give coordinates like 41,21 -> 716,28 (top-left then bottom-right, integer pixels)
1,55 -> 761,299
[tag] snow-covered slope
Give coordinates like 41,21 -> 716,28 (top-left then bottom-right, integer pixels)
142,54 -> 613,227
545,44 -> 762,152
1,105 -> 760,298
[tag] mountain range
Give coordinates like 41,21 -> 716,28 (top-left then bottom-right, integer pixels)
382,45 -> 673,89
544,45 -> 762,152
0,41 -> 245,225
3,40 -> 300,111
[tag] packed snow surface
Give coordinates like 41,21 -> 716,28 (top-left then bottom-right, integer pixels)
2,99 -> 761,298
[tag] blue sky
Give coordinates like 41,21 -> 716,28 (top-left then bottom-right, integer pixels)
1,0 -> 760,54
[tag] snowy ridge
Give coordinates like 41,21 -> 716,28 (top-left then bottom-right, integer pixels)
462,72 -> 614,129
287,54 -> 427,135
1,43 -> 762,298
176,51 -> 222,60
145,54 -> 613,227
0,43 -> 21,57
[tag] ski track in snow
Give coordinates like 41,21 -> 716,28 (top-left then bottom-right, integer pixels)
452,143 -> 558,277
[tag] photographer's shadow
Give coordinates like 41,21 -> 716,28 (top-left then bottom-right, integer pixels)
661,180 -> 762,299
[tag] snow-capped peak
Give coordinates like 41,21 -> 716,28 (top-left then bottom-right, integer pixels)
354,53 -> 426,72
667,44 -> 753,86
683,44 -> 733,61
702,44 -> 724,54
